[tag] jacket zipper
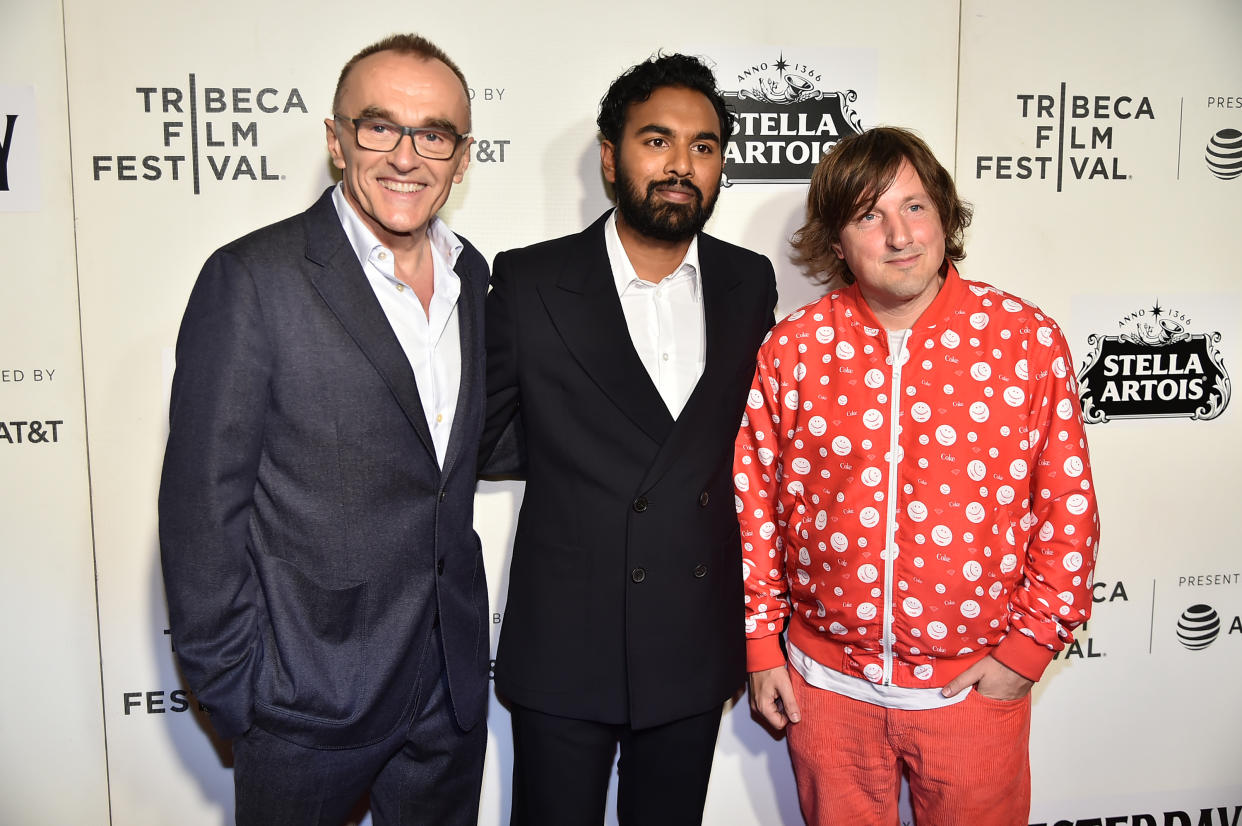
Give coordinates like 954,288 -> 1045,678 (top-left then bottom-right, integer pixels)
882,329 -> 911,686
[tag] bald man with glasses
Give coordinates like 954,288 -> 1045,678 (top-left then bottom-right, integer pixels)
160,33 -> 498,826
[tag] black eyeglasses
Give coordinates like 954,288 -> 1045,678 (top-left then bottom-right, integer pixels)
334,115 -> 469,160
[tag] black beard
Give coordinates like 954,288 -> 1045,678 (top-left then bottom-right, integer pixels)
613,159 -> 718,243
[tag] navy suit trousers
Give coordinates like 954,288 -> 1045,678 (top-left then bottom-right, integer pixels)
232,628 -> 485,826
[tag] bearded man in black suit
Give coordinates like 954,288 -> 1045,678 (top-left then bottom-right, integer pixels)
483,52 -> 778,826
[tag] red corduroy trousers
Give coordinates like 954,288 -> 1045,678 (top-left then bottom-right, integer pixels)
785,667 -> 1032,826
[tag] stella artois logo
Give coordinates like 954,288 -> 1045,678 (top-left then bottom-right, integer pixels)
720,52 -> 865,185
1078,301 -> 1230,422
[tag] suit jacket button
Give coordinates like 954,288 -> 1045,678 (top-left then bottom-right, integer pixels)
633,496 -> 648,513
631,567 -> 646,583
437,559 -> 445,575
694,564 -> 708,578
699,492 -> 710,507
439,490 -> 447,503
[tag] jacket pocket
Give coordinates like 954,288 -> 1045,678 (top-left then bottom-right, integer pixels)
253,554 -> 368,725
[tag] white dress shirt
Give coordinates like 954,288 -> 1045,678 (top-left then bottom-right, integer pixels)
332,184 -> 462,467
603,210 -> 706,419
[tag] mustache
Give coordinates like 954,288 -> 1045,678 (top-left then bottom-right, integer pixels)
646,177 -> 703,200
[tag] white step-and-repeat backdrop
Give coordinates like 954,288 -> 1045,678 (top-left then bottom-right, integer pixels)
3,1 -> 1240,824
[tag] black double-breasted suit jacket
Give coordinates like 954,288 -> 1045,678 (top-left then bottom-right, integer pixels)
483,211 -> 777,728
159,188 -> 490,748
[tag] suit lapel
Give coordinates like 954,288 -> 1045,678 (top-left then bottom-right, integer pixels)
302,191 -> 439,468
638,233 -> 748,490
538,213 -> 674,445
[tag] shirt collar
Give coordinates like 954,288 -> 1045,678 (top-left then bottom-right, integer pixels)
604,209 -> 701,299
331,182 -> 464,276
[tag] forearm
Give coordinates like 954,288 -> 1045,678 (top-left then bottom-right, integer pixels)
158,250 -> 271,736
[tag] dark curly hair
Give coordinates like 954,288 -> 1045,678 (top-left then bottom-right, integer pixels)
792,126 -> 972,287
597,53 -> 734,150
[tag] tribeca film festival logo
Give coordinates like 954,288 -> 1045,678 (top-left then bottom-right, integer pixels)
122,629 -> 205,717
975,83 -> 1155,191
1077,301 -> 1230,423
1049,579 -> 1129,662
92,76 -> 311,194
719,53 -> 864,185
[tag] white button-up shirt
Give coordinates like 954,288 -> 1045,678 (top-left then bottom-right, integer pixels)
332,184 -> 462,467
604,210 -> 706,419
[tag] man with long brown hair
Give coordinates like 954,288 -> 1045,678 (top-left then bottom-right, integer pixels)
736,126 -> 1099,825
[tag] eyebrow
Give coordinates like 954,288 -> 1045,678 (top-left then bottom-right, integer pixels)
635,123 -> 721,144
854,188 -> 929,212
357,106 -> 463,134
357,105 -> 395,121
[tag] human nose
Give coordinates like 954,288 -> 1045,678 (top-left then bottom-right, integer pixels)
887,213 -> 911,248
389,131 -> 423,169
665,142 -> 693,177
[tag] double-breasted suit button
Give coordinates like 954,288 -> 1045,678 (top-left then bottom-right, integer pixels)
633,496 -> 649,513
693,564 -> 708,578
436,559 -> 445,575
631,567 -> 646,583
698,492 -> 710,507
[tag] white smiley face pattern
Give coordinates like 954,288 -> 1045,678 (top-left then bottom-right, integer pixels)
734,266 -> 1100,687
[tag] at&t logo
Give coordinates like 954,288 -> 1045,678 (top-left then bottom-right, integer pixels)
1205,128 -> 1242,180
1176,603 -> 1242,650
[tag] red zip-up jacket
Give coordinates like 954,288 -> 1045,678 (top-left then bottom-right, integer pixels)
736,265 -> 1099,688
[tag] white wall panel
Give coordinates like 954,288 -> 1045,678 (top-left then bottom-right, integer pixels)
4,0 -> 1238,822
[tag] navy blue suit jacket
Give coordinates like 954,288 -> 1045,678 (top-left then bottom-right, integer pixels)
159,188 -> 489,748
